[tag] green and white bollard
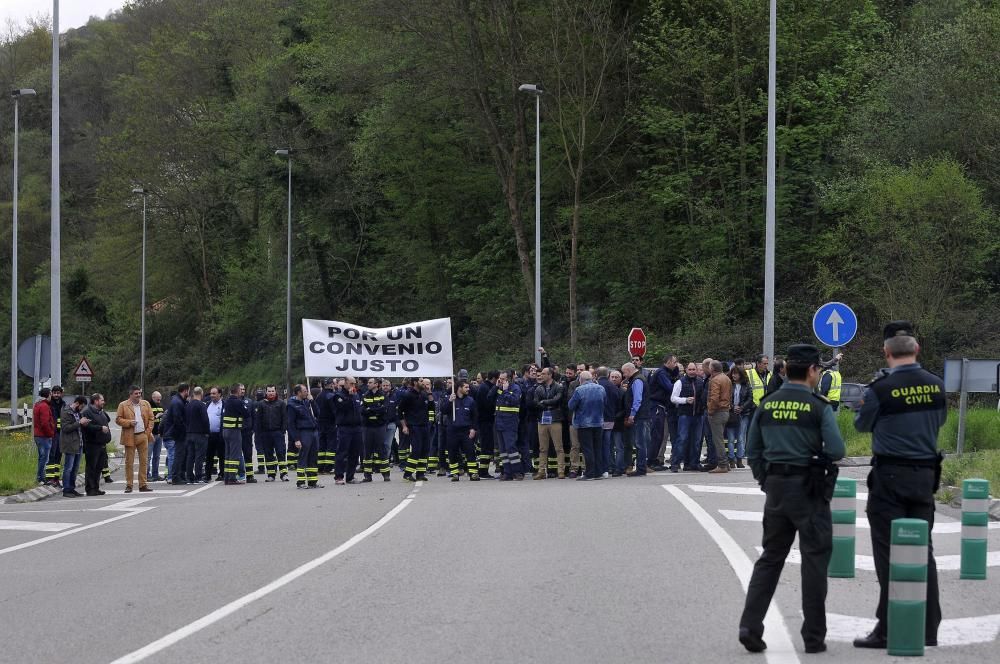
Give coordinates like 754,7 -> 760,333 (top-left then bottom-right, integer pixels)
888,518 -> 928,657
961,478 -> 991,580
829,477 -> 857,578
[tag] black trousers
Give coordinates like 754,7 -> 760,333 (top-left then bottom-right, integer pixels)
335,425 -> 363,481
187,433 -> 208,481
241,430 -> 255,478
866,463 -> 941,640
258,430 -> 287,477
447,426 -> 478,474
318,424 -> 337,473
476,421 -> 494,473
206,432 -> 224,478
740,473 -> 832,649
83,443 -> 106,494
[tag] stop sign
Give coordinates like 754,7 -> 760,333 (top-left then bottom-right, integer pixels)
628,327 -> 647,358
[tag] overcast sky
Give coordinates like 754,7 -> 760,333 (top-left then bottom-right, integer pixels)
2,0 -> 128,32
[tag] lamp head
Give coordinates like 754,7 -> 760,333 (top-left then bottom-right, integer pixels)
518,83 -> 544,95
275,148 -> 291,156
132,188 -> 146,195
11,88 -> 37,98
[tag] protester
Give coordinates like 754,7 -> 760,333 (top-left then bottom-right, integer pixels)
726,365 -> 753,469
81,394 -> 112,496
533,367 -> 565,480
706,360 -> 733,474
45,386 -> 66,487
567,370 -> 606,480
116,386 -> 155,493
185,386 -> 210,483
621,362 -> 651,477
32,388 -> 56,486
59,396 -> 90,497
147,390 -> 165,482
670,362 -> 704,472
163,384 -> 189,486
206,386 -> 224,481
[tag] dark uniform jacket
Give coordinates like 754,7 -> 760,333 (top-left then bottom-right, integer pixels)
445,395 -> 478,429
854,363 -> 946,460
397,388 -> 428,428
361,389 -> 387,427
746,383 -> 845,481
256,398 -> 287,432
333,388 -> 363,427
286,396 -> 318,442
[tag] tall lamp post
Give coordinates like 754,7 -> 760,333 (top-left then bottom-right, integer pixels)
275,149 -> 292,395
51,0 -> 62,387
10,88 -> 36,424
132,188 -> 148,389
762,0 -> 777,363
518,83 -> 543,367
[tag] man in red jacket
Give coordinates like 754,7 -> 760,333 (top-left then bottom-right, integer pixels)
32,388 -> 56,485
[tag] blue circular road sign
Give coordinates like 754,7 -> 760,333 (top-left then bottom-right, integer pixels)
812,302 -> 858,347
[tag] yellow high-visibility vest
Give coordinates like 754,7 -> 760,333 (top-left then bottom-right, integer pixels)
824,370 -> 842,403
747,369 -> 767,406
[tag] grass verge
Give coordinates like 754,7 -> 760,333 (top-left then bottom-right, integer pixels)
0,430 -> 39,495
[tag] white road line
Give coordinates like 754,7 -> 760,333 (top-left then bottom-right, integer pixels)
688,484 -> 868,500
97,498 -> 156,511
109,492 -> 417,664
101,489 -> 187,495
663,485 -> 800,664
826,613 -> 1000,646
0,510 -> 146,557
720,510 -> 995,535
0,519 -> 80,532
182,481 -> 220,497
756,546 -> 1000,571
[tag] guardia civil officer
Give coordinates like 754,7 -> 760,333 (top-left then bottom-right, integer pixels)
852,321 -> 947,649
739,344 -> 845,655
287,383 -> 323,488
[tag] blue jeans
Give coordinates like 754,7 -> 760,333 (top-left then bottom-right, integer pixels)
34,437 -> 52,482
62,452 -> 81,490
625,418 -> 651,473
605,429 -> 625,473
725,423 -> 744,460
148,434 -> 164,478
162,436 -> 174,478
674,415 -> 704,469
598,428 -> 612,476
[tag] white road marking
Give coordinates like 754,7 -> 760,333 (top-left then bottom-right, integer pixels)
688,484 -> 868,501
719,510 -> 993,535
97,498 -> 156,511
826,613 -> 1000,647
108,491 -> 417,664
756,546 -> 1000,571
663,485 -> 800,664
101,489 -> 187,495
0,510 -> 147,557
0,519 -> 80,532
182,481 -> 220,497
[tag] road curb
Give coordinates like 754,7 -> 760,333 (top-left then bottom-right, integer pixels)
3,456 -> 123,504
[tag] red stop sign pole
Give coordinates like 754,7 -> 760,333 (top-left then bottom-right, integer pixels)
628,327 -> 647,358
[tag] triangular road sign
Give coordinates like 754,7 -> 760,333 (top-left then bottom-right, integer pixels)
73,357 -> 94,378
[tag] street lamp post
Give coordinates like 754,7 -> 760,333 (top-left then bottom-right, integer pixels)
10,88 -> 36,424
763,0 -> 777,363
275,149 -> 292,395
132,188 -> 148,388
51,0 -> 62,387
518,83 -> 543,367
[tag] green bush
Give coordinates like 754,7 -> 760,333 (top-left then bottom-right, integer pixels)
0,431 -> 39,495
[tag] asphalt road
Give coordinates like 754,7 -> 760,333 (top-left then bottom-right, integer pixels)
0,460 -> 996,664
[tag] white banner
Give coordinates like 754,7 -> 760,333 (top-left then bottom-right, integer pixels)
302,317 -> 454,378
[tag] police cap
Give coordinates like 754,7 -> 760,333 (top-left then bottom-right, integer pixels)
883,320 -> 915,340
786,344 -> 821,365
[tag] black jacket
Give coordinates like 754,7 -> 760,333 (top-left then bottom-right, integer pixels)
185,398 -> 210,435
256,398 -> 287,432
534,382 -> 565,422
80,405 -> 112,447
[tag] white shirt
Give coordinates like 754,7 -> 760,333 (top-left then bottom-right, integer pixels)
670,378 -> 692,406
133,403 -> 145,433
207,400 -> 223,433
733,383 -> 742,406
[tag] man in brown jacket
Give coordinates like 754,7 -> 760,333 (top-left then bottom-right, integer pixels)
116,386 -> 155,493
706,360 -> 733,474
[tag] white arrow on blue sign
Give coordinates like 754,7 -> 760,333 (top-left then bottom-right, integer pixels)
812,302 -> 858,347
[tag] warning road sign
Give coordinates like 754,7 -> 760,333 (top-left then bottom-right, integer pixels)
73,357 -> 94,383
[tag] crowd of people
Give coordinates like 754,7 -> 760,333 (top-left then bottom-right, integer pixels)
29,347 -> 844,493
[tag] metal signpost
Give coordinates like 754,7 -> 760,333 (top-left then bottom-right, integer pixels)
943,358 -> 1000,455
17,335 -> 51,405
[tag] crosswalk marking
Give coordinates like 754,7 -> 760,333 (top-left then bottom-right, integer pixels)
688,484 -> 868,500
0,519 -> 81,532
754,546 -> 1000,571
719,509 -> 997,535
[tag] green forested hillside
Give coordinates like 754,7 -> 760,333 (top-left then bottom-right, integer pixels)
1,0 -> 998,394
